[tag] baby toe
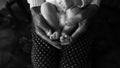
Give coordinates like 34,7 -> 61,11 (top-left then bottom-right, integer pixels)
60,36 -> 65,42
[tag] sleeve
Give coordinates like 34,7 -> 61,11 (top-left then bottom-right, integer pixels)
27,0 -> 45,8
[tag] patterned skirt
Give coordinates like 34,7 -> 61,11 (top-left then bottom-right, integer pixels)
31,29 -> 93,68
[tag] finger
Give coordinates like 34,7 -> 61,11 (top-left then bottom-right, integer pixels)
53,32 -> 57,39
60,36 -> 65,42
50,35 -> 54,40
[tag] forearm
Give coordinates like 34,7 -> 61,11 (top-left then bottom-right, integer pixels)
80,4 -> 99,21
71,20 -> 87,40
71,4 -> 99,39
31,8 -> 53,35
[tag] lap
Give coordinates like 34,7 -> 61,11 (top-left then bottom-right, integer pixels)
31,27 -> 93,68
31,29 -> 61,68
60,32 -> 93,68
31,4 -> 94,67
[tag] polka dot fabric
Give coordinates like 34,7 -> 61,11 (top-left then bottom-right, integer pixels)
31,29 -> 93,68
31,30 -> 61,68
60,35 -> 92,68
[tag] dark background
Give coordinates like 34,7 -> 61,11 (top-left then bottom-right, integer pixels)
0,0 -> 120,68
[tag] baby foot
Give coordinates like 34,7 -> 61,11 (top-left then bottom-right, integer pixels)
46,30 -> 52,37
50,31 -> 60,40
60,33 -> 72,45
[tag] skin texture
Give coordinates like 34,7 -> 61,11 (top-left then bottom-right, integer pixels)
71,4 -> 98,41
35,25 -> 61,49
31,8 -> 52,35
46,1 -> 83,43
31,0 -> 99,46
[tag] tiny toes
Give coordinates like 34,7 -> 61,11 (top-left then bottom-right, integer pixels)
50,32 -> 59,40
50,35 -> 55,40
60,36 -> 64,42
